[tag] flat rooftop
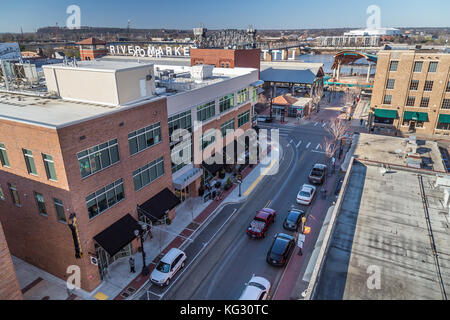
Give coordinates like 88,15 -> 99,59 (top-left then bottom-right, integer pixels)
353,133 -> 446,173
43,59 -> 154,72
314,162 -> 450,300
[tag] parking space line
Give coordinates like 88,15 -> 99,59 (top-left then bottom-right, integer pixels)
296,141 -> 302,148
316,143 -> 320,150
314,122 -> 318,127
306,142 -> 311,149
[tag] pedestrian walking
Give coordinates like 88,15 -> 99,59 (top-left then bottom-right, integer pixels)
297,233 -> 306,256
129,256 -> 135,273
360,119 -> 364,126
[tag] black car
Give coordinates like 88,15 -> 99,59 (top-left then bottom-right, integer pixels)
283,209 -> 305,232
266,233 -> 295,267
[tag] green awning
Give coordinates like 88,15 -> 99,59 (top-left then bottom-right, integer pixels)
439,114 -> 450,124
374,109 -> 398,119
403,111 -> 428,122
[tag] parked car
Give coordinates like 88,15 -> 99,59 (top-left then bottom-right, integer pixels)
266,233 -> 295,267
308,164 -> 327,185
297,184 -> 317,205
256,115 -> 273,123
238,275 -> 271,300
150,248 -> 186,286
246,208 -> 277,239
283,209 -> 305,232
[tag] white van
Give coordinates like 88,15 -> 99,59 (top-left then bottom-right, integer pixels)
150,248 -> 186,286
238,275 -> 271,300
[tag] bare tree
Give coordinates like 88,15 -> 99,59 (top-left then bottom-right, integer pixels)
322,136 -> 338,173
325,118 -> 350,142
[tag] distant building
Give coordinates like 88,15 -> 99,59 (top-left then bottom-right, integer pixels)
318,28 -> 401,48
369,49 -> 450,137
77,37 -> 107,61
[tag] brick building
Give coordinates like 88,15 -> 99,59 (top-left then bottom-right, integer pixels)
0,55 -> 259,292
77,37 -> 108,61
0,222 -> 23,300
369,50 -> 450,137
190,48 -> 261,73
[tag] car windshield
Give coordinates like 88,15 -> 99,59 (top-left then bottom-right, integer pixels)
311,169 -> 322,176
156,261 -> 170,273
249,282 -> 266,291
299,191 -> 310,197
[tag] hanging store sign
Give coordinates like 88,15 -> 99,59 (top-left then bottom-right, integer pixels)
68,214 -> 83,259
108,44 -> 195,58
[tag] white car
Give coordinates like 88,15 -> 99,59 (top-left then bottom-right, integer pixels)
238,275 -> 271,300
150,248 -> 186,286
297,184 -> 317,205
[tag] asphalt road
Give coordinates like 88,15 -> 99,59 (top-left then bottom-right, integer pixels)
138,120 -> 332,300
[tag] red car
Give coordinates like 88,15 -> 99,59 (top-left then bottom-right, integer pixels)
246,208 -> 277,239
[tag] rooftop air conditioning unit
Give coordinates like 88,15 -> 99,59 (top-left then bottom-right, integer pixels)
191,64 -> 214,81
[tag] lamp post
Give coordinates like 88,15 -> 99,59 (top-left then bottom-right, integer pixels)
238,179 -> 242,197
134,228 -> 149,276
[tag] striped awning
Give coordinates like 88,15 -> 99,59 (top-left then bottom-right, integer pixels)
374,109 -> 398,119
438,114 -> 450,124
403,111 -> 428,122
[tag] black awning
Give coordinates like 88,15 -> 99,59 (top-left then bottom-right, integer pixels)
93,214 -> 141,257
138,188 -> 180,222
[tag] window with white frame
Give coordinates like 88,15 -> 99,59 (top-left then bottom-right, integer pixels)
197,101 -> 216,122
221,119 -> 235,137
237,88 -> 250,105
128,123 -> 161,156
77,139 -> 120,179
219,94 -> 235,113
86,178 -> 125,219
238,110 -> 250,127
133,157 -> 164,191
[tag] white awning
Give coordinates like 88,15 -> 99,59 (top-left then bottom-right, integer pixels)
173,167 -> 203,190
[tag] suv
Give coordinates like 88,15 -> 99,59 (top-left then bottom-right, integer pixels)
246,208 -> 277,239
150,248 -> 186,286
266,233 -> 295,267
308,164 -> 327,185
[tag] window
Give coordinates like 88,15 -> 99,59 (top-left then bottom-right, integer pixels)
53,198 -> 67,223
237,88 -> 250,105
0,185 -> 4,200
389,61 -> 399,72
0,143 -> 10,167
383,95 -> 392,105
447,81 -> 450,93
442,99 -> 450,110
77,139 -> 120,178
128,123 -> 161,156
413,61 -> 423,73
8,184 -> 20,206
428,62 -> 438,73
406,96 -> 416,107
42,154 -> 57,181
252,87 -> 258,103
197,101 -> 216,122
386,79 -> 395,90
424,81 -> 434,92
168,111 -> 192,137
22,149 -> 37,175
238,111 -> 250,127
410,80 -> 419,91
221,119 -> 235,137
200,129 -> 217,151
219,94 -> 235,113
420,97 -> 430,108
86,179 -> 125,219
437,122 -> 450,131
171,141 -> 193,173
374,117 -> 394,125
133,157 -> 164,191
34,192 -> 47,216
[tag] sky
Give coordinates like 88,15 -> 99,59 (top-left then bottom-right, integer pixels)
0,0 -> 449,33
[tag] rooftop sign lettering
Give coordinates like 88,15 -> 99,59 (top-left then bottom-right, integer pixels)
108,45 -> 195,58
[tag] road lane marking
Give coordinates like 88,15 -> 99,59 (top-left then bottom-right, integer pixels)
311,150 -> 326,154
155,209 -> 239,299
243,160 -> 277,197
306,142 -> 311,149
322,123 -> 327,128
296,141 -> 302,148
316,143 -> 320,150
265,200 -> 272,208
314,122 -> 318,127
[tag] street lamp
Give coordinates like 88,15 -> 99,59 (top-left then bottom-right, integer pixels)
238,179 -> 242,197
134,227 -> 149,276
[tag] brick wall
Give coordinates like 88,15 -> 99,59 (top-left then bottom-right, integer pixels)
0,222 -> 23,300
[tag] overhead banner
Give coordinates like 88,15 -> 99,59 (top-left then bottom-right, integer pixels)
0,42 -> 22,60
108,44 -> 196,58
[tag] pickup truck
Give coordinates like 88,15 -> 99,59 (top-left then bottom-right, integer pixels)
308,164 -> 327,185
246,208 -> 277,239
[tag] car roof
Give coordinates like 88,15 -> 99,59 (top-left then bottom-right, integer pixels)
276,233 -> 294,241
287,210 -> 302,218
239,285 -> 263,300
256,208 -> 275,219
249,276 -> 271,289
161,248 -> 184,263
313,164 -> 327,170
302,184 -> 316,191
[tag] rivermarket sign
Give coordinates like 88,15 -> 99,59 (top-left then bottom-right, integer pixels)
108,44 -> 195,58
